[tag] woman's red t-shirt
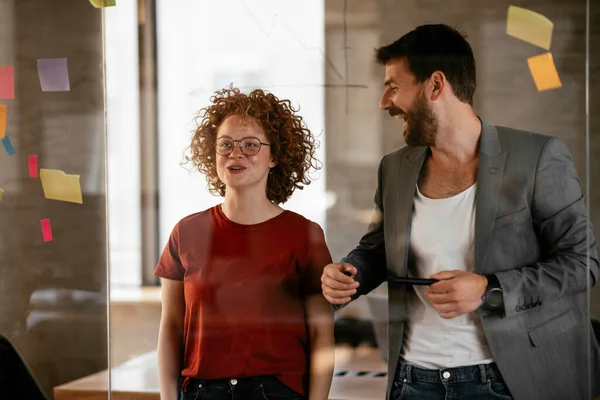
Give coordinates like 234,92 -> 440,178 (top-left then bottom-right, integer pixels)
154,205 -> 333,396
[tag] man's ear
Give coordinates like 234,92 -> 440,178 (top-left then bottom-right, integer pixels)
429,71 -> 446,101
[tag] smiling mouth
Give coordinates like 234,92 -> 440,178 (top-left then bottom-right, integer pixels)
390,109 -> 406,120
397,115 -> 408,132
227,166 -> 246,171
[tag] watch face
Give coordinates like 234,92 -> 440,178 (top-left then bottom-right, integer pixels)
486,288 -> 503,308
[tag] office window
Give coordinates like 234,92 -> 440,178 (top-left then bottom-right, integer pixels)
106,2 -> 142,287
156,0 -> 327,248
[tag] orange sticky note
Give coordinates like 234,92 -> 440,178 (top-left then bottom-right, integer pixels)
0,104 -> 6,138
527,52 -> 562,91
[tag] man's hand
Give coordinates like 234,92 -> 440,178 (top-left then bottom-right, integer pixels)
321,263 -> 360,305
425,270 -> 487,319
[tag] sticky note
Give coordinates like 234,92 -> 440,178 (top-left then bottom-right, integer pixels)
29,155 -> 38,178
89,0 -> 116,8
41,218 -> 53,242
0,188 -> 3,205
0,66 -> 15,99
507,6 -> 554,50
37,58 -> 70,92
527,52 -> 562,91
1,135 -> 16,155
0,104 -> 6,138
40,168 -> 83,204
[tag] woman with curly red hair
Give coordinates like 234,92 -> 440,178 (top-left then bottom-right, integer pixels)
155,87 -> 335,400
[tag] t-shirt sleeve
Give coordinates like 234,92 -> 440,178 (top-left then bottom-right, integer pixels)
154,222 -> 186,281
300,222 -> 333,295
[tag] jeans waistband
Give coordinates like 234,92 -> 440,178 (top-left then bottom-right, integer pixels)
397,362 -> 504,385
183,375 -> 271,393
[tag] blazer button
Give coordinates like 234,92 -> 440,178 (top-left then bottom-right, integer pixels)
489,167 -> 498,174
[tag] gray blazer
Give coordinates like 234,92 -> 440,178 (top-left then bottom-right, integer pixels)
340,119 -> 600,400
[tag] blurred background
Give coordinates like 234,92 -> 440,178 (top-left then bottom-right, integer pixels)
0,0 -> 599,398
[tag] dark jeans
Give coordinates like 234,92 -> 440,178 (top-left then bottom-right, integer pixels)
180,375 -> 305,400
391,362 -> 514,400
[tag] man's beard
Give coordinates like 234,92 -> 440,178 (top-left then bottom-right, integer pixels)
389,91 -> 438,147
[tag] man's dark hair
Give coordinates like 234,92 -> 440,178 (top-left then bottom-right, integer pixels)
375,24 -> 476,105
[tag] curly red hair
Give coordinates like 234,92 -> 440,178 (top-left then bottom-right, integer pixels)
184,86 -> 321,204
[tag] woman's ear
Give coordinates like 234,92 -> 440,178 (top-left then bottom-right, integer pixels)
269,158 -> 277,169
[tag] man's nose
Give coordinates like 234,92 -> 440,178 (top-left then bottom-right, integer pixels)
379,91 -> 391,111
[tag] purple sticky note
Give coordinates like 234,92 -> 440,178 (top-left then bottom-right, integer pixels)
0,66 -> 15,99
37,58 -> 70,92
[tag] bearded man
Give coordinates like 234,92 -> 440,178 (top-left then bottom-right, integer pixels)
321,24 -> 600,400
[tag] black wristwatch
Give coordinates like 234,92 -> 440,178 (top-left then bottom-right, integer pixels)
482,274 -> 504,309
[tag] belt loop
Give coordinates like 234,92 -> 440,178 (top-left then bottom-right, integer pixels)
181,378 -> 189,393
405,364 -> 413,384
479,364 -> 487,384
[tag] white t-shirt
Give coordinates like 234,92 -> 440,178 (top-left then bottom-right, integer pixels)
400,183 -> 494,369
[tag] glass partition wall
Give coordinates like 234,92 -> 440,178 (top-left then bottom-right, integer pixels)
0,0 -> 107,399
0,0 -> 598,399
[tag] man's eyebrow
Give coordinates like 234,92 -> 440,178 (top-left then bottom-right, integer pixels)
384,79 -> 393,87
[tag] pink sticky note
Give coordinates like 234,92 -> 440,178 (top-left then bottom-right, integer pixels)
0,66 -> 15,99
29,155 -> 38,178
41,218 -> 53,242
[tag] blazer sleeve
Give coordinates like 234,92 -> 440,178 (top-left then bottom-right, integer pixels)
334,156 -> 388,310
495,137 -> 599,318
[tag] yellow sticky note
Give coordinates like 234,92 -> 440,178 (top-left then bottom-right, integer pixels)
40,168 -> 83,204
507,6 -> 553,50
0,188 -> 3,205
527,52 -> 562,91
0,104 -> 6,138
89,0 -> 116,8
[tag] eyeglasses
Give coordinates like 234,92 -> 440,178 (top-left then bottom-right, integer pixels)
215,137 -> 271,156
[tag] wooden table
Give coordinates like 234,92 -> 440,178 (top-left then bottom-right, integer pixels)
54,345 -> 387,400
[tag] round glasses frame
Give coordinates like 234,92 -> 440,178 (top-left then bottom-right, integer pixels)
215,137 -> 271,157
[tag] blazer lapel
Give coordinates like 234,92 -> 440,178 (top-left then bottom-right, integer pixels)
394,146 -> 428,277
388,145 -> 427,398
474,120 -> 507,274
